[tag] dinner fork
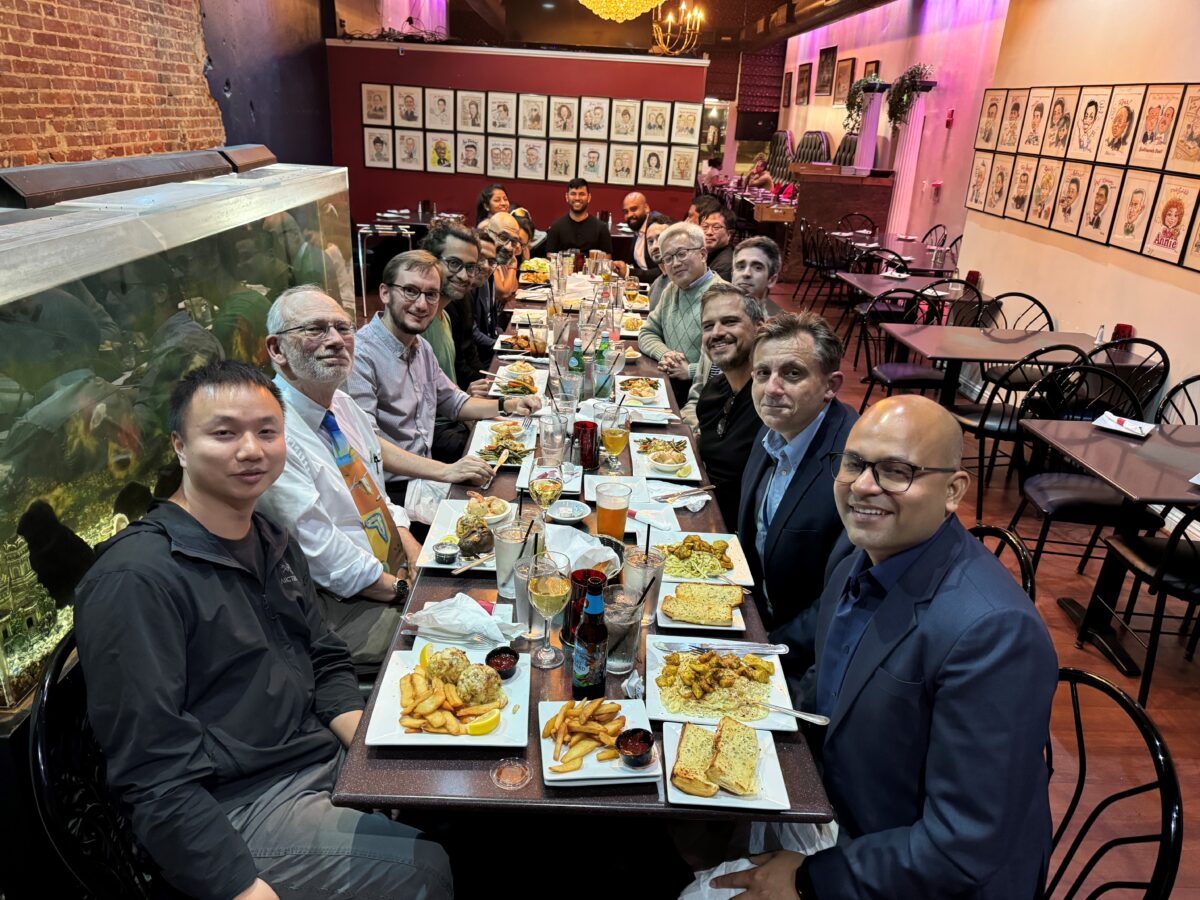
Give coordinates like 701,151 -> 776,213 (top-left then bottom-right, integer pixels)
753,700 -> 830,726
715,572 -> 753,596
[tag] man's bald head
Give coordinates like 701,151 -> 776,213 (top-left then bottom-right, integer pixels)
859,396 -> 964,469
622,192 -> 651,230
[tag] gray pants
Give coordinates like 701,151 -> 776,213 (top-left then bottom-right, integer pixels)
227,751 -> 453,899
316,588 -> 402,676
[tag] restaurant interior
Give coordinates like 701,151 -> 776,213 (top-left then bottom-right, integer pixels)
1,0 -> 1198,897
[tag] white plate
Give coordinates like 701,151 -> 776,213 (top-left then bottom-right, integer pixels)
365,647 -> 531,747
537,700 -> 663,786
417,499 -> 511,571
661,722 -> 789,810
646,640 -> 796,732
466,423 -> 534,467
514,288 -> 548,301
547,499 -> 589,523
615,375 -> 670,409
649,531 -> 753,586
623,297 -> 650,312
517,456 -> 583,494
655,586 -> 746,632
508,309 -> 548,326
488,367 -> 548,398
494,334 -> 547,354
628,432 -> 700,483
584,475 -> 649,502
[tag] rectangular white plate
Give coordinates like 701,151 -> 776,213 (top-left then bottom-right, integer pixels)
584,475 -> 649,502
516,455 -> 583,494
646,639 -> 796,732
488,367 -> 548,398
649,531 -> 753,586
417,499 -> 510,571
620,314 -> 646,337
655,585 -> 746,632
662,721 -> 789,810
615,375 -> 671,409
494,334 -> 547,354
537,700 -> 663,786
365,647 -> 531,747
466,422 -> 534,467
628,432 -> 701,483
508,308 -> 547,326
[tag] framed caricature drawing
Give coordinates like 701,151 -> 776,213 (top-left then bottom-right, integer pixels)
1129,85 -> 1184,169
517,138 -> 547,180
1182,204 -> 1200,272
1165,84 -> 1200,176
607,145 -> 636,186
549,97 -> 579,139
974,89 -> 1007,151
393,87 -> 423,128
983,154 -> 1014,217
832,58 -> 856,107
394,129 -> 423,171
1004,156 -> 1039,221
1095,85 -> 1146,166
487,136 -> 516,179
964,151 -> 994,211
782,72 -> 792,109
795,64 -> 812,106
1107,169 -> 1161,253
1141,174 -> 1199,263
425,89 -> 454,131
1077,166 -> 1125,243
362,84 -> 391,126
580,97 -> 610,140
518,94 -> 548,137
1050,161 -> 1092,235
577,142 -> 607,182
363,127 -> 393,168
641,101 -> 671,143
1021,87 -> 1055,153
457,134 -> 484,175
488,92 -> 517,135
425,132 -> 455,174
670,102 -> 702,144
1067,86 -> 1112,162
1041,87 -> 1081,158
815,46 -> 837,96
638,145 -> 668,186
1027,158 -> 1065,227
457,90 -> 486,134
996,89 -> 1028,153
610,100 -> 640,143
547,140 -> 576,182
667,146 -> 699,187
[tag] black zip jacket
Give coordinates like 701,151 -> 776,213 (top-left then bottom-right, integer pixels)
74,501 -> 364,900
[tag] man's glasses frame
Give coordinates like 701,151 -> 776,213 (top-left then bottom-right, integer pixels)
828,451 -> 960,494
442,257 -> 481,276
661,245 -> 705,267
386,283 -> 442,305
272,320 -> 356,340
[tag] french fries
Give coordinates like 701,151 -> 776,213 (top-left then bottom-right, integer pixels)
398,664 -> 499,737
542,700 -> 630,770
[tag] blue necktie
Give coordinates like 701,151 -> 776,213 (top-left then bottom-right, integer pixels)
321,411 -> 354,466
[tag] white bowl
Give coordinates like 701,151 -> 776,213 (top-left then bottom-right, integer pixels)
480,499 -> 511,525
547,500 -> 589,523
649,451 -> 688,474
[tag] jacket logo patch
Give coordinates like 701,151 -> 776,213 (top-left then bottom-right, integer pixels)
277,561 -> 300,585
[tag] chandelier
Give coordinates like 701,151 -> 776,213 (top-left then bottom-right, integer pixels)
577,0 -> 661,23
651,0 -> 702,56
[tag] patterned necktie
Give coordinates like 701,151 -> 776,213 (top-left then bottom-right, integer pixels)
320,410 -> 407,576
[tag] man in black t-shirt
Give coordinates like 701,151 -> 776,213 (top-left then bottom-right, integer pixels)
543,178 -> 613,256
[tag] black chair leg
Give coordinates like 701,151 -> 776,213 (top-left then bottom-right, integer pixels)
1008,497 -> 1029,532
858,379 -> 876,413
984,436 -> 1004,486
975,434 -> 987,523
1121,576 -> 1143,626
1030,517 -> 1052,573
1185,603 -> 1200,660
1076,525 -> 1104,574
1138,588 -> 1169,707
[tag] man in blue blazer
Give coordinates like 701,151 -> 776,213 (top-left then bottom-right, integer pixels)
716,395 -> 1058,899
736,312 -> 856,676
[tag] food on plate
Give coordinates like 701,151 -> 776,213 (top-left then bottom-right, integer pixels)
490,420 -> 525,437
457,662 -> 506,706
615,728 -> 655,767
661,583 -> 743,626
561,297 -> 582,311
500,334 -> 534,352
478,436 -> 530,465
426,646 -> 470,684
671,717 -> 759,797
455,510 -> 494,557
485,646 -> 519,679
464,491 -> 508,519
540,698 -> 628,772
671,723 -> 719,797
635,437 -> 688,455
624,294 -> 649,310
655,534 -> 733,579
497,373 -> 537,395
649,449 -> 686,466
397,650 -> 509,737
520,258 -> 550,273
618,377 -> 659,399
519,271 -> 550,284
625,347 -> 642,359
505,360 -> 536,375
655,649 -> 774,721
622,315 -> 645,331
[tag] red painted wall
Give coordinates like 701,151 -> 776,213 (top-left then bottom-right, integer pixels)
326,43 -> 708,229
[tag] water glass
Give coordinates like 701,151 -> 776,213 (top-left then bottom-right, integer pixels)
623,546 -> 667,624
603,586 -> 645,675
557,373 -> 583,407
549,314 -> 570,347
530,324 -> 548,355
538,414 -> 568,464
492,523 -> 525,600
593,347 -> 625,400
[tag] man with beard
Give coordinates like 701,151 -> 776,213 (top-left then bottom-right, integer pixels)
544,178 -> 613,255
467,229 -> 500,363
622,191 -> 654,272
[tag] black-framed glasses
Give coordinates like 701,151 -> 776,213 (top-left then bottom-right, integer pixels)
442,257 -> 480,276
272,320 -> 355,340
716,392 -> 737,438
385,283 -> 441,305
661,245 -> 704,266
828,451 -> 959,493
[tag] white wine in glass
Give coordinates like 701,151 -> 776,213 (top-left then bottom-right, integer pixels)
529,456 -> 563,519
528,551 -> 571,670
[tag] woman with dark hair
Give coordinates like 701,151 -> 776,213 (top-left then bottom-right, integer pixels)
475,184 -> 510,223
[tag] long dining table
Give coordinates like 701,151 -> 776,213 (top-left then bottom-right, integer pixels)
332,291 -> 835,824
828,231 -> 958,276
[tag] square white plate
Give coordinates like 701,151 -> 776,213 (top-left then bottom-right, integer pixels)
494,333 -> 547,354
646,639 -> 796,732
508,309 -> 547,326
537,700 -> 663,786
661,722 -> 789,810
620,315 -> 646,337
615,375 -> 671,409
417,499 -> 512,571
649,531 -> 753,586
655,584 -> 746,632
516,455 -> 583,494
466,422 -> 534,467
584,475 -> 649,502
488,367 -> 548,398
365,647 -> 531,747
629,432 -> 701,483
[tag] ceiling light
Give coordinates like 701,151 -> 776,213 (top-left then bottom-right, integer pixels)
577,0 -> 660,23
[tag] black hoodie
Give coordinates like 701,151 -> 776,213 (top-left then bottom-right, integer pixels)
74,500 -> 364,900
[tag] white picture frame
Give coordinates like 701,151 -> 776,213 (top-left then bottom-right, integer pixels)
363,127 -> 393,168
457,133 -> 485,175
670,102 -> 702,145
425,131 -> 455,174
487,136 -> 516,179
638,144 -> 668,186
1067,86 -> 1112,162
577,141 -> 608,183
457,89 -> 486,134
392,86 -> 423,128
547,140 -> 576,182
487,91 -> 517,135
580,97 -> 610,140
394,129 -> 423,171
607,145 -> 636,186
1096,85 -> 1146,167
518,94 -> 548,138
518,137 -> 547,180
425,88 -> 454,131
641,100 -> 671,143
362,84 -> 392,126
610,99 -> 640,143
667,145 -> 698,187
549,96 -> 579,139
1078,166 -> 1125,244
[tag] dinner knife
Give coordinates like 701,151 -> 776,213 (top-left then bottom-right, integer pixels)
652,641 -> 789,656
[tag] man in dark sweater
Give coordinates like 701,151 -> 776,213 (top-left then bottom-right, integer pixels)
702,205 -> 736,280
74,361 -> 451,900
543,178 -> 613,256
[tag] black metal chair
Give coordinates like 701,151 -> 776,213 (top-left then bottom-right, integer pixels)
836,212 -> 876,233
839,250 -> 912,365
969,524 -> 1036,602
922,223 -> 948,246
29,631 -> 186,899
1156,374 -> 1200,424
919,278 -> 985,327
1045,668 -> 1182,899
980,291 -> 1055,332
859,289 -> 948,411
947,234 -> 962,260
1086,337 -> 1170,416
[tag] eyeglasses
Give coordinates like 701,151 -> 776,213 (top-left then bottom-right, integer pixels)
386,283 -> 441,305
490,230 -> 519,246
828,452 -> 959,494
442,257 -> 481,276
701,222 -> 728,233
716,392 -> 738,438
661,245 -> 704,266
273,320 -> 356,340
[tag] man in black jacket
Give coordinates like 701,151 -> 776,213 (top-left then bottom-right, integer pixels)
74,361 -> 451,900
701,205 -> 736,280
543,178 -> 613,256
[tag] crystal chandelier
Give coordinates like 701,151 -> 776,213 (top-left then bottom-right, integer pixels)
577,0 -> 661,24
651,0 -> 702,56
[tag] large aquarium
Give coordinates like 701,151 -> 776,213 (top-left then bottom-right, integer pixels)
0,164 -> 352,710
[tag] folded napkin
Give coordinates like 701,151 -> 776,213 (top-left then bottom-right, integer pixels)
404,593 -> 521,643
645,479 -> 712,512
576,398 -> 677,426
880,270 -> 910,280
1093,411 -> 1155,438
622,669 -> 644,700
543,524 -> 621,576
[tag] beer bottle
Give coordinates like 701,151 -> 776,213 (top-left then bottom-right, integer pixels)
571,574 -> 608,700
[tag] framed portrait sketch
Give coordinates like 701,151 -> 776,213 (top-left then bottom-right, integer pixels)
549,97 -> 579,139
832,58 -> 856,107
1077,166 -> 1125,244
995,89 -> 1028,153
1004,155 -> 1040,221
1050,161 -> 1092,235
1026,158 -> 1065,227
1021,87 -> 1054,153
457,90 -> 485,133
1128,85 -> 1184,170
864,60 -> 880,80
782,72 -> 793,109
457,134 -> 484,175
547,140 -> 576,181
1040,87 -> 1081,158
425,132 -> 455,174
580,97 -> 610,140
671,102 -> 702,144
1165,84 -> 1200,176
964,151 -> 994,212
394,129 -> 423,171
487,136 -> 516,179
518,94 -> 548,138
974,88 -> 1007,151
362,84 -> 391,126
1067,86 -> 1112,162
1095,85 -> 1146,166
577,142 -> 607,182
487,92 -> 517,135
610,99 -> 640,143
796,63 -> 812,106
363,127 -> 393,168
1107,169 -> 1161,253
1141,174 -> 1199,263
1181,203 -> 1200,272
517,137 -> 547,179
638,145 -> 668,187
815,46 -> 837,96
667,146 -> 699,188
641,100 -> 671,143
983,154 -> 1014,217
393,86 -> 423,128
425,89 -> 454,130
607,145 -> 636,186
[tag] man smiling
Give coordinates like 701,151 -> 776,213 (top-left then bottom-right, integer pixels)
544,178 -> 613,255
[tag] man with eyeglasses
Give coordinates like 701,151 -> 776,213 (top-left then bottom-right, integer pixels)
700,205 -> 735,280
544,178 -> 613,256
717,395 -> 1056,900
484,210 -> 523,305
467,229 -> 500,364
420,221 -> 487,395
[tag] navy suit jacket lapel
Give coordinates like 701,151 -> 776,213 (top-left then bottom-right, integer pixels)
763,401 -> 845,562
739,427 -> 772,543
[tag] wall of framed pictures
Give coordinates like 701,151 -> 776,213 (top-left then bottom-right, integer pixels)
329,41 -> 708,226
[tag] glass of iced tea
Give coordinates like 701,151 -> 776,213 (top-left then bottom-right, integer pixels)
595,482 -> 632,541
527,550 -> 571,669
599,404 -> 631,474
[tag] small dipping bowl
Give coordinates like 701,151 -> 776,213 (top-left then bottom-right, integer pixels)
547,499 -> 589,523
432,542 -> 460,565
485,646 -> 519,680
616,728 -> 655,768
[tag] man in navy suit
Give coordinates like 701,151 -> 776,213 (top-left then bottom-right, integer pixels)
737,312 -> 856,676
716,395 -> 1057,899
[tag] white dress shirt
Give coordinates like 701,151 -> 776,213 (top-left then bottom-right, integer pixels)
257,375 -> 411,599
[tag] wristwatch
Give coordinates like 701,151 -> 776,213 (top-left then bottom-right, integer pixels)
393,567 -> 410,603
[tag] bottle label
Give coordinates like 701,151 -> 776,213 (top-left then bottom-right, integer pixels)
572,640 -> 606,689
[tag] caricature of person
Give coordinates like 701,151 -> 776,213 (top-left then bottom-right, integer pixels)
1086,183 -> 1110,231
490,145 -> 503,171
554,104 -> 573,133
551,146 -> 571,176
399,94 -> 419,122
986,170 -> 1007,210
674,154 -> 692,180
1000,100 -> 1023,146
1156,106 -> 1176,145
370,135 -> 388,162
367,90 -> 387,120
492,102 -> 510,128
979,101 -> 1000,143
1032,171 -> 1056,220
400,135 -> 418,163
460,141 -> 479,170
430,97 -> 449,127
502,147 -> 514,171
615,108 -> 634,135
522,144 -> 542,175
1024,102 -> 1045,146
969,163 -> 987,204
1010,171 -> 1031,211
1106,103 -> 1134,152
1122,188 -> 1149,237
1152,197 -> 1186,249
583,149 -> 602,176
1058,177 -> 1081,221
614,150 -> 633,177
432,140 -> 451,168
1076,99 -> 1100,151
1141,106 -> 1161,143
1051,111 -> 1072,150
643,151 -> 662,179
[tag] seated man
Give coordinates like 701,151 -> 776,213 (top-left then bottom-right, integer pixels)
716,395 -> 1057,899
543,178 -> 613,256
686,193 -> 723,225
75,360 -> 451,900
701,205 -> 736,280
484,211 -> 523,305
737,312 -> 856,671
468,229 -> 499,364
644,214 -> 673,309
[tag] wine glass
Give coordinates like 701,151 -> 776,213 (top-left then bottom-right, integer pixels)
527,550 -> 571,669
528,456 -> 564,525
599,404 -> 631,474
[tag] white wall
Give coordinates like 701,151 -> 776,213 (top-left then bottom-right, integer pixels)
960,0 -> 1200,382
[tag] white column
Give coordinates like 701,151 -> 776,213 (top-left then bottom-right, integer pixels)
854,84 -> 889,171
887,85 -> 934,236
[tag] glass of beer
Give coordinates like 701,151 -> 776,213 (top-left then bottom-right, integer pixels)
599,404 -> 631,474
595,482 -> 632,541
527,550 -> 571,669
529,456 -> 564,525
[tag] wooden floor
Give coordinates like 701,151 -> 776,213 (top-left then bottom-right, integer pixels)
771,282 -> 1196,898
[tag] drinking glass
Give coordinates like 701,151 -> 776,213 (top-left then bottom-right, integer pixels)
528,550 -> 572,669
492,523 -> 525,600
530,324 -> 548,355
549,314 -> 571,347
513,559 -> 543,641
557,373 -> 583,408
549,343 -> 573,393
623,546 -> 666,624
603,585 -> 646,674
599,404 -> 631,474
594,346 -> 626,400
528,456 -> 564,525
595,482 -> 632,541
538,414 -> 568,465
623,275 -> 641,310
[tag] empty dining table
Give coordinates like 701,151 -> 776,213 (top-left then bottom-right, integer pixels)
828,232 -> 958,276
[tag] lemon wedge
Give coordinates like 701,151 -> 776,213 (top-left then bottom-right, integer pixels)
467,708 -> 501,736
419,644 -> 432,668
677,465 -> 693,478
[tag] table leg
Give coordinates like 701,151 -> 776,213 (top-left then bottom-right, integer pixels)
938,360 -> 963,407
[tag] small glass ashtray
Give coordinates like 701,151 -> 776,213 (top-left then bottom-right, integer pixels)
490,757 -> 532,791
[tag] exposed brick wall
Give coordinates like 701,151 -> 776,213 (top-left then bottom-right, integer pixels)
0,0 -> 225,168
